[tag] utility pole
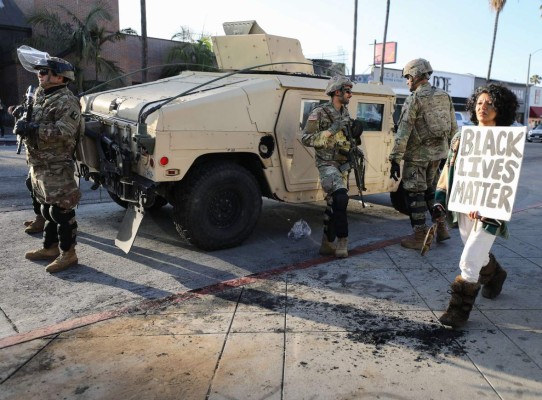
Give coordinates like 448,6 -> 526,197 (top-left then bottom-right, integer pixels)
379,0 -> 390,84
141,0 -> 148,83
351,0 -> 358,81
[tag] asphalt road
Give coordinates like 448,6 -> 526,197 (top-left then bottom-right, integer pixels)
0,142 -> 541,340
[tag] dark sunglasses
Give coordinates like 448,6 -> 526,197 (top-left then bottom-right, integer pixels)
38,68 -> 56,76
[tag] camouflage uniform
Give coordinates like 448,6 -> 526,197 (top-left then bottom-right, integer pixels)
302,101 -> 354,243
389,81 -> 457,232
24,85 -> 82,253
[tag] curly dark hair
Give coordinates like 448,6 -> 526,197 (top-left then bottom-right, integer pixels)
465,83 -> 519,126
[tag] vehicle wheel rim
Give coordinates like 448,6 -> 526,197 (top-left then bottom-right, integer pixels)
208,189 -> 241,228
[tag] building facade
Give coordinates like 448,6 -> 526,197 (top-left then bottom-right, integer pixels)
357,66 -> 530,126
0,0 -> 177,108
526,85 -> 542,128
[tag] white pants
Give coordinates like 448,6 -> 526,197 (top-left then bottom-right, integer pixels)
458,213 -> 496,283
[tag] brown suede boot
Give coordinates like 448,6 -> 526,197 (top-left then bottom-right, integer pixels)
401,227 -> 428,250
335,237 -> 348,258
439,275 -> 481,328
24,214 -> 45,234
46,245 -> 78,273
25,243 -> 60,261
478,253 -> 507,299
319,235 -> 336,256
436,221 -> 450,242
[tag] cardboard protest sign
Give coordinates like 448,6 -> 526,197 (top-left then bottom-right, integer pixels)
448,126 -> 526,221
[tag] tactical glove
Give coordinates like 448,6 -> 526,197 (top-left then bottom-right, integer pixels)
10,105 -> 25,119
328,119 -> 346,134
389,161 -> 401,181
351,119 -> 364,139
14,120 -> 38,138
431,204 -> 446,222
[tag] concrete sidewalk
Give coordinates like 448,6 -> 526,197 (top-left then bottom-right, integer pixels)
1,205 -> 541,399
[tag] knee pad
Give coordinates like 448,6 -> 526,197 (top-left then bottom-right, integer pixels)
405,190 -> 427,227
51,206 -> 77,251
25,175 -> 32,192
323,197 -> 336,242
332,188 -> 349,212
332,189 -> 349,238
41,204 -> 53,222
50,206 -> 76,225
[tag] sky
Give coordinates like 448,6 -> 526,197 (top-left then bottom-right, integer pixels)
118,0 -> 542,84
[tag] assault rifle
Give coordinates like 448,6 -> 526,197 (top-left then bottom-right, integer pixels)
341,119 -> 366,207
16,85 -> 36,154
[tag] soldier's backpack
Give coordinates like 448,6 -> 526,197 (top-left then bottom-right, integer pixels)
419,86 -> 452,139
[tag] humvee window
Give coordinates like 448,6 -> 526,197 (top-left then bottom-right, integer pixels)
355,103 -> 384,132
300,100 -> 327,129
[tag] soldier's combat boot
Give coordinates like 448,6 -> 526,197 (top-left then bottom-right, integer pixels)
439,275 -> 481,328
25,243 -> 60,261
335,237 -> 348,258
24,214 -> 45,234
478,253 -> 507,299
46,245 -> 78,273
319,235 -> 336,256
436,221 -> 450,242
401,226 -> 428,250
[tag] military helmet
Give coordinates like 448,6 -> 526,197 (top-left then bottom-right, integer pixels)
33,57 -> 75,82
402,58 -> 433,78
325,75 -> 354,96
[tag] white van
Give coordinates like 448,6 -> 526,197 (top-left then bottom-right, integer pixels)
455,112 -> 472,127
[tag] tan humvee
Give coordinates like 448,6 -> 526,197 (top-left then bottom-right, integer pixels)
77,21 -> 399,252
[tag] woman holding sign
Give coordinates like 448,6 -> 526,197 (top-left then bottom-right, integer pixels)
435,84 -> 519,328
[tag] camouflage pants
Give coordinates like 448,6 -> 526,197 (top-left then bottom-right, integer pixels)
402,160 -> 441,230
30,164 -> 81,210
317,164 -> 348,195
401,160 -> 441,193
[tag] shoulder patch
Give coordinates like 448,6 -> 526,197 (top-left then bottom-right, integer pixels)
70,110 -> 79,121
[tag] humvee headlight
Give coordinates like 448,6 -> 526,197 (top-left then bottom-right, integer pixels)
159,156 -> 169,166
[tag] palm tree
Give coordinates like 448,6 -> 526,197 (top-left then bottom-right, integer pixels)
530,74 -> 542,85
27,2 -> 135,92
486,0 -> 507,82
87,25 -> 136,87
160,27 -> 216,78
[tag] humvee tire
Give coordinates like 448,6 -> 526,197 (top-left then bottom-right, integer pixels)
107,190 -> 168,211
173,162 -> 262,250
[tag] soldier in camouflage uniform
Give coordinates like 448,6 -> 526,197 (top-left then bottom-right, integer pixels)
301,75 -> 363,258
389,58 -> 457,250
14,56 -> 83,273
10,93 -> 47,235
